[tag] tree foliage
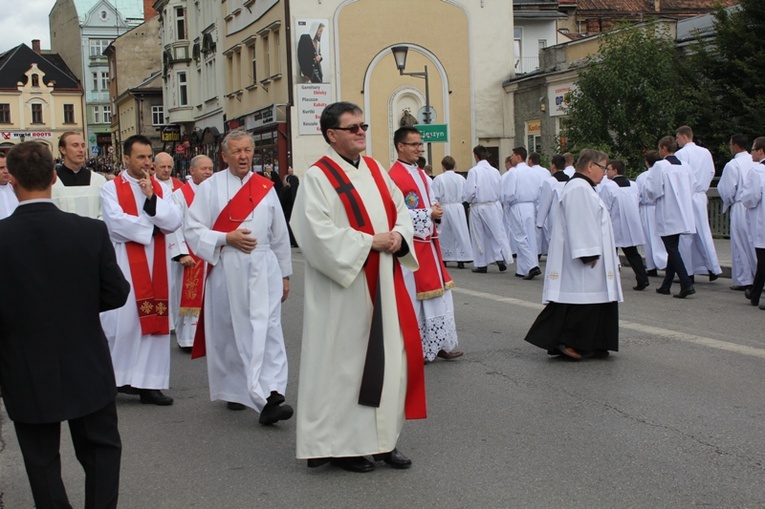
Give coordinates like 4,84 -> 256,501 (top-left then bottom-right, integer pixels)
562,23 -> 688,174
684,0 -> 765,168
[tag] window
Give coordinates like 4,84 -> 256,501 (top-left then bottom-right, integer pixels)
92,72 -> 99,91
262,33 -> 270,79
94,106 -> 100,124
103,105 -> 111,123
538,40 -> 547,51
176,7 -> 186,40
152,105 -> 164,126
178,72 -> 188,106
31,103 -> 43,124
31,74 -> 40,87
100,71 -> 109,90
514,27 -> 522,70
273,30 -> 281,75
0,103 -> 10,123
248,43 -> 257,85
89,39 -> 111,57
64,104 -> 75,124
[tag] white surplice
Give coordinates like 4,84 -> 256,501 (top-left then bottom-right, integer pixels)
465,160 -> 512,267
291,149 -> 418,459
529,165 -> 551,254
396,162 -> 458,362
501,162 -> 544,275
432,170 -> 472,262
741,161 -> 765,249
184,169 -> 292,412
644,159 -> 696,237
157,177 -> 180,330
166,182 -> 200,348
635,169 -> 667,270
543,177 -> 623,304
598,177 -> 645,248
536,176 -> 566,248
0,184 -> 18,219
718,152 -> 757,286
51,171 -> 106,219
100,173 -> 183,389
676,142 -> 722,276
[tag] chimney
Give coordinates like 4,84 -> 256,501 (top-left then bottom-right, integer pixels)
32,39 -> 41,53
144,0 -> 158,20
654,0 -> 661,12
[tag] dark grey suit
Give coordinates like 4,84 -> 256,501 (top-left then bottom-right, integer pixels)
0,201 -> 130,509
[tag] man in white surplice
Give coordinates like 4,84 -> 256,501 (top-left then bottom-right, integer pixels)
0,155 -> 18,219
465,145 -> 512,273
291,102 -> 423,473
635,152 -> 668,274
184,129 -> 293,425
432,155 -> 472,268
536,154 -> 569,252
100,135 -> 183,406
675,125 -> 722,281
718,133 -> 757,290
166,155 -> 213,349
501,146 -> 544,279
51,132 -> 106,219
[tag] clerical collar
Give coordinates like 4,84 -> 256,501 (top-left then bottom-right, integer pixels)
553,171 -> 569,182
571,172 -> 595,187
57,163 -> 91,186
397,159 -> 418,169
339,154 -> 361,168
665,155 -> 681,165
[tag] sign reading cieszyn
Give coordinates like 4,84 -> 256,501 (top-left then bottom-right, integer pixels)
415,124 -> 448,143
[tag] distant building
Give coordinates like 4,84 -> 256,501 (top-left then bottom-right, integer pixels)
513,0 -> 568,75
104,15 -> 163,162
50,0 -> 153,159
0,42 -> 84,155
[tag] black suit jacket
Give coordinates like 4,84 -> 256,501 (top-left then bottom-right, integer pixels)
0,201 -> 130,424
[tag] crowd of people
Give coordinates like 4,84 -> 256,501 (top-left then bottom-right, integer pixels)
0,108 -> 762,505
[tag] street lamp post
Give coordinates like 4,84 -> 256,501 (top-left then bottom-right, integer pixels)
391,46 -> 432,165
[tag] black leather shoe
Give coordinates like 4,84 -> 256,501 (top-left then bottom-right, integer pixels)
523,266 -> 542,280
708,271 -> 719,281
227,402 -> 246,411
380,448 -> 412,469
745,288 -> 752,300
457,262 -> 465,269
731,285 -> 752,291
655,287 -> 671,295
471,266 -> 487,273
497,261 -> 508,272
633,282 -> 649,291
259,391 -> 294,425
330,456 -> 375,473
139,389 -> 174,406
673,285 -> 696,299
118,385 -> 139,395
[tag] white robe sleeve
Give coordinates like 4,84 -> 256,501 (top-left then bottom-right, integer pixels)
717,161 -> 738,213
166,190 -> 190,259
464,169 -> 478,203
536,179 -> 555,228
101,180 -> 155,245
563,184 -> 603,260
267,189 -> 293,278
644,164 -> 665,203
741,169 -> 763,210
184,178 -> 228,266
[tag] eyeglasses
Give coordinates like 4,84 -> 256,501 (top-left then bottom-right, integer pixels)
592,161 -> 608,171
332,123 -> 369,134
400,142 -> 424,148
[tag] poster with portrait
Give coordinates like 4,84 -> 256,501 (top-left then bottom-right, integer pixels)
295,18 -> 331,134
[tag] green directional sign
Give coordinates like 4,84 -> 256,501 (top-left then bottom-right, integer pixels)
415,123 -> 448,143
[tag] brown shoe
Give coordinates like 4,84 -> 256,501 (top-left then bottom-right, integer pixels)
436,350 -> 464,360
558,345 -> 582,360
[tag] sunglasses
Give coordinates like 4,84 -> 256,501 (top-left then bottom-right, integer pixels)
332,123 -> 369,134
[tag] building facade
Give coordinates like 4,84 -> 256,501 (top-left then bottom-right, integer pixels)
50,0 -> 148,159
0,43 -> 84,155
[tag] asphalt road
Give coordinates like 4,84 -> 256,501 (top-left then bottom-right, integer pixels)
2,250 -> 764,508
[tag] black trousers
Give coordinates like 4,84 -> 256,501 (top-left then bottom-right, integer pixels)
621,246 -> 648,286
13,400 -> 121,509
750,247 -> 765,304
660,234 -> 692,290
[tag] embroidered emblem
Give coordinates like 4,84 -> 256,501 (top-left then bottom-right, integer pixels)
607,271 -> 614,280
140,301 -> 154,315
548,272 -> 560,280
404,192 -> 420,209
156,302 -> 167,316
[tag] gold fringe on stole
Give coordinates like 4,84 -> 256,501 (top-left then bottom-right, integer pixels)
178,307 -> 201,318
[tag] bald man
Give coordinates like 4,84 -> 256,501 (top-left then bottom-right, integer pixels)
154,152 -> 183,195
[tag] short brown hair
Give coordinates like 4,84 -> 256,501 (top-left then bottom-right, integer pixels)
441,155 -> 456,171
58,131 -> 83,150
658,136 -> 677,153
7,142 -> 54,191
676,125 -> 693,140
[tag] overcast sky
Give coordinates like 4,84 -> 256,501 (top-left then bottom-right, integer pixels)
0,0 -> 57,52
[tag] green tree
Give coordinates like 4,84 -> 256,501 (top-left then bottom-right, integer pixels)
684,0 -> 765,169
562,23 -> 689,174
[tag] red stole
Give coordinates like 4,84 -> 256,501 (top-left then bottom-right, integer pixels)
171,177 -> 184,191
190,173 -> 274,359
388,161 -> 453,300
114,175 -> 169,335
314,155 -> 426,420
178,183 -> 205,318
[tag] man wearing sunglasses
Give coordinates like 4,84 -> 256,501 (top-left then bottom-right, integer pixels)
185,129 -> 294,425
292,102 -> 425,473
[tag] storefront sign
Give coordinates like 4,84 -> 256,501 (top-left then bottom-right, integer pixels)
161,125 -> 181,142
548,81 -> 575,117
245,105 -> 276,131
0,131 -> 53,140
297,84 -> 331,135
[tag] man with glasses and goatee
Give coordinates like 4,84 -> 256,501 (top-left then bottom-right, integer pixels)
291,102 -> 426,473
184,129 -> 294,425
